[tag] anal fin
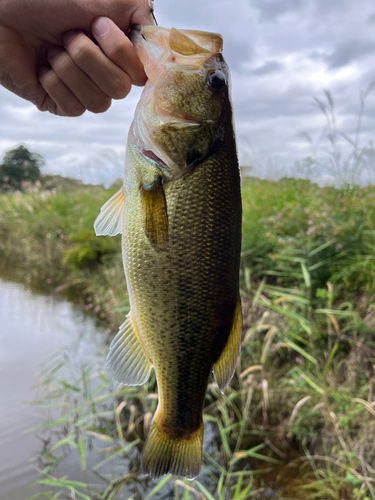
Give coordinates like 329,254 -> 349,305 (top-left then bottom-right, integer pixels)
94,187 -> 125,236
213,296 -> 242,394
107,312 -> 152,386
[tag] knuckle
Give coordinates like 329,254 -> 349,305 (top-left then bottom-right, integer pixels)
39,70 -> 64,96
110,39 -> 128,60
132,71 -> 148,87
87,95 -> 111,114
49,50 -> 70,73
47,46 -> 61,62
39,68 -> 57,87
67,101 -> 86,117
111,76 -> 131,99
70,39 -> 95,67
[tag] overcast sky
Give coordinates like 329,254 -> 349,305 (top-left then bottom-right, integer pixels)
1,0 -> 375,185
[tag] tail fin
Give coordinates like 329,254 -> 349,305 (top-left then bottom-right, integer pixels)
142,413 -> 203,480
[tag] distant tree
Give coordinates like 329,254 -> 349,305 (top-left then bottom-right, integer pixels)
0,145 -> 44,191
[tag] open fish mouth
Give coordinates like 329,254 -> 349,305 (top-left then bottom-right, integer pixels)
131,24 -> 223,53
130,25 -> 223,80
130,24 -> 223,124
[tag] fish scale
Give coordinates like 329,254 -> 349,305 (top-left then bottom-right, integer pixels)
94,25 -> 242,479
124,133 -> 241,448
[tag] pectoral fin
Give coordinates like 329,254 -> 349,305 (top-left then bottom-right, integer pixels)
213,297 -> 243,394
141,177 -> 168,251
107,313 -> 152,386
94,187 -> 125,236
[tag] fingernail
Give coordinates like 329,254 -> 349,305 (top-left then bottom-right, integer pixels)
63,30 -> 79,46
47,45 -> 63,60
92,17 -> 110,38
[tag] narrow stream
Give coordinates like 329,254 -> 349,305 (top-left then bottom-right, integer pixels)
0,275 -> 109,500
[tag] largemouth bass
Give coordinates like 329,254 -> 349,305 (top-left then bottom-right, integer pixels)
94,25 -> 242,480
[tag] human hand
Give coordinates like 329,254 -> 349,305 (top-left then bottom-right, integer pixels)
0,0 -> 154,116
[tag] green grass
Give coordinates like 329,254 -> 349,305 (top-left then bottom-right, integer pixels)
0,183 -> 127,326
1,178 -> 375,499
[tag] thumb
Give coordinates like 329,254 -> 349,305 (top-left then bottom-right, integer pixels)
131,0 -> 156,26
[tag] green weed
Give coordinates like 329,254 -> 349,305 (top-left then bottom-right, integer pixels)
1,178 -> 375,499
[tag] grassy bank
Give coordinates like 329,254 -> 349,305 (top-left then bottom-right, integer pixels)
1,178 -> 375,499
0,184 -> 127,326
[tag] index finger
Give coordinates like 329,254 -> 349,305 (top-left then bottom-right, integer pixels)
92,17 -> 146,87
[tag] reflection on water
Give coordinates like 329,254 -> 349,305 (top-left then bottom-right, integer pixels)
0,276 -> 109,500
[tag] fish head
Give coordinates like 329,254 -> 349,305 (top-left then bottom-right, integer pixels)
131,26 -> 232,180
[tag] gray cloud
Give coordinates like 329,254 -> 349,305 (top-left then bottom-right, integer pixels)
308,50 -> 326,61
249,61 -> 283,75
1,0 -> 375,184
224,37 -> 253,71
252,0 -> 304,22
324,39 -> 375,69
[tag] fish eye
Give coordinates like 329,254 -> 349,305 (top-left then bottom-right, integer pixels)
207,70 -> 226,90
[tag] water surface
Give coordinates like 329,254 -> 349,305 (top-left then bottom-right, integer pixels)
0,276 -> 109,499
